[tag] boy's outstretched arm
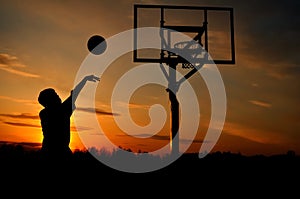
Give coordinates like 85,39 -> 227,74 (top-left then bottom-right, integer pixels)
72,74 -> 100,102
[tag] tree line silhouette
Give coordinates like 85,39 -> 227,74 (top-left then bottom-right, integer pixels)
1,142 -> 299,171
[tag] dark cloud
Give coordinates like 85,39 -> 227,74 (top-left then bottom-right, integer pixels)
0,140 -> 41,147
3,122 -> 40,128
76,107 -> 120,116
71,125 -> 93,132
191,139 -> 204,144
151,134 -> 170,141
0,112 -> 41,128
117,133 -> 170,140
0,113 -> 39,120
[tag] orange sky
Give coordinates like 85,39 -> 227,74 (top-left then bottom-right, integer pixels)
0,0 -> 299,156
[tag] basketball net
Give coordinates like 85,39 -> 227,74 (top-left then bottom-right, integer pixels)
173,40 -> 205,69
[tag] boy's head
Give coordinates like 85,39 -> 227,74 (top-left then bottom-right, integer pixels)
38,88 -> 62,108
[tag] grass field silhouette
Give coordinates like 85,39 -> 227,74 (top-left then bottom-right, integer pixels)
1,141 -> 299,195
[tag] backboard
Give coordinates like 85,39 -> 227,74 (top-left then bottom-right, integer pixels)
133,4 -> 235,66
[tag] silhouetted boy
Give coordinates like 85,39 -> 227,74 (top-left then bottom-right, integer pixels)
38,75 -> 100,162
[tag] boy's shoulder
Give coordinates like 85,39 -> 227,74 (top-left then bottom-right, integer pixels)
62,91 -> 74,104
39,108 -> 47,117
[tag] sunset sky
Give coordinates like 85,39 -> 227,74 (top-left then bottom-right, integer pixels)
0,0 -> 299,156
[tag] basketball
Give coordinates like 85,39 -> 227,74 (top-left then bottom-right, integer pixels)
87,35 -> 107,55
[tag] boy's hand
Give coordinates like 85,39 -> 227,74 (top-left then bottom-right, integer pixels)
85,75 -> 100,82
72,75 -> 100,102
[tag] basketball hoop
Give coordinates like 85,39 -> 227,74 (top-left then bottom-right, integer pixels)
173,40 -> 204,69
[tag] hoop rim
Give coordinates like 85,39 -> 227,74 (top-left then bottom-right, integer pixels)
173,40 -> 202,49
